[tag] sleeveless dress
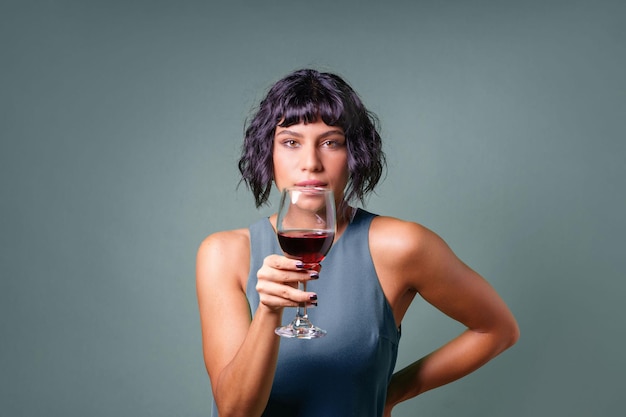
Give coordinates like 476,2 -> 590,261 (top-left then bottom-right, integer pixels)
211,209 -> 400,417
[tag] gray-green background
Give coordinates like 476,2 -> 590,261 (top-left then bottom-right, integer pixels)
1,0 -> 624,416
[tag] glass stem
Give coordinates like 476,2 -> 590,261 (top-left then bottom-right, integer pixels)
298,281 -> 308,320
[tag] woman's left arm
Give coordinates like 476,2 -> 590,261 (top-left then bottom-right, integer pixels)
374,219 -> 520,415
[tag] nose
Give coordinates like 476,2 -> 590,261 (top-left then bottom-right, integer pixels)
300,145 -> 322,172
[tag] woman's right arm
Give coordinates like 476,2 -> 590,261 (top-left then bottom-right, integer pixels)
196,230 -> 315,417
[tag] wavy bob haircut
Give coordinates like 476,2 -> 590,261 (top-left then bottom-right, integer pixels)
238,68 -> 386,208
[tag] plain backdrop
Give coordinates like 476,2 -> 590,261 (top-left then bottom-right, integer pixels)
1,0 -> 624,416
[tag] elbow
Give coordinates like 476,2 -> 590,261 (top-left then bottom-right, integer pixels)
501,316 -> 520,351
214,388 -> 266,417
215,400 -> 261,417
511,320 -> 521,347
483,314 -> 520,355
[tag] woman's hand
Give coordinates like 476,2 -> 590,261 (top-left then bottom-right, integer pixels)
255,254 -> 321,311
197,232 -> 325,417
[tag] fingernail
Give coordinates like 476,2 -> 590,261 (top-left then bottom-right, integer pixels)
309,294 -> 318,301
295,261 -> 305,269
308,302 -> 318,307
309,272 -> 319,279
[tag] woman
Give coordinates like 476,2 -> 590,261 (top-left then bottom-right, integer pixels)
196,68 -> 519,417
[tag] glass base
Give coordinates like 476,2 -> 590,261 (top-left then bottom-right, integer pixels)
275,316 -> 327,339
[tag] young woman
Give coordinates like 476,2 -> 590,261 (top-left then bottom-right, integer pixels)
196,68 -> 519,417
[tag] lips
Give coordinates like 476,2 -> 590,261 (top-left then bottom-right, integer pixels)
295,180 -> 327,187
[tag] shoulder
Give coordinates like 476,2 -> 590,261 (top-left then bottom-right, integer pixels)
197,228 -> 251,291
198,228 -> 250,256
369,215 -> 437,258
369,215 -> 455,291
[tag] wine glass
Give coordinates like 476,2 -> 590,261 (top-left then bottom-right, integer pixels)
275,186 -> 336,339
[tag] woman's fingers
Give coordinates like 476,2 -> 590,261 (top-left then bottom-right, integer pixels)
256,280 -> 318,308
260,255 -> 320,283
256,255 -> 320,309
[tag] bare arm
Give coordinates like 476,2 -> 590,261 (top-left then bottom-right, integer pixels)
196,230 -> 317,417
371,219 -> 520,416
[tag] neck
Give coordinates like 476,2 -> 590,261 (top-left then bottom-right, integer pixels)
335,204 -> 355,237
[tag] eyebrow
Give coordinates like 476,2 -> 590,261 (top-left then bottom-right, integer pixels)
275,129 -> 345,138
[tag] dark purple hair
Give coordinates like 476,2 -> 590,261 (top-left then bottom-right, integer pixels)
238,68 -> 386,208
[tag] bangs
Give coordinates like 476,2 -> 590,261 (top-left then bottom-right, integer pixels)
240,68 -> 384,208
277,87 -> 345,128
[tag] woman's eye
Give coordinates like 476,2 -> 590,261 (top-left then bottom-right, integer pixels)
283,140 -> 298,147
322,140 -> 341,148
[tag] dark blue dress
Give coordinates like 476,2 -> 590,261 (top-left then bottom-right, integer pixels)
211,209 -> 400,416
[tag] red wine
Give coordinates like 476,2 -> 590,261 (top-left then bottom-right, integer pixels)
277,230 -> 334,263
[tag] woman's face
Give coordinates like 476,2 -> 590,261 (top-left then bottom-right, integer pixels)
273,119 -> 349,203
